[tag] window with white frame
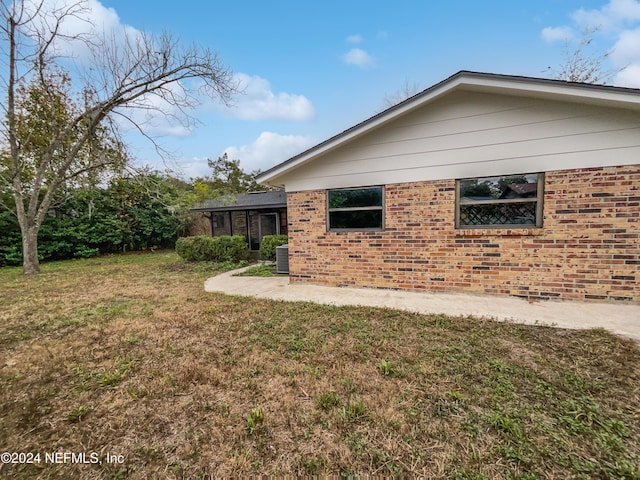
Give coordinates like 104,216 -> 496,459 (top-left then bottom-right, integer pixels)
456,173 -> 544,228
327,186 -> 384,230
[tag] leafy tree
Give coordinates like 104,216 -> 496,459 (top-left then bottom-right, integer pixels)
461,180 -> 493,198
205,153 -> 268,196
1,70 -> 126,268
108,173 -> 182,252
0,208 -> 22,265
0,172 -> 185,266
1,0 -> 235,274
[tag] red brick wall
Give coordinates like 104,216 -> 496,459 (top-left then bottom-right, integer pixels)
286,165 -> 640,302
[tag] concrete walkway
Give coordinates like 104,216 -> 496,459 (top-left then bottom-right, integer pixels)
205,266 -> 640,341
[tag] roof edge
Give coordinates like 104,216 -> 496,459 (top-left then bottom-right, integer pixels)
190,203 -> 287,213
256,70 -> 640,187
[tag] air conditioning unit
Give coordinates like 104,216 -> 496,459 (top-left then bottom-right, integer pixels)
275,244 -> 289,274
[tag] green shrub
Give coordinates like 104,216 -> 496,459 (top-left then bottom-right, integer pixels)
74,247 -> 100,259
212,235 -> 250,262
259,234 -> 288,261
191,236 -> 215,262
175,235 -> 249,262
175,236 -> 196,260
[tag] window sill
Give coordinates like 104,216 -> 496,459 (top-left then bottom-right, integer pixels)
329,228 -> 384,233
455,227 -> 544,237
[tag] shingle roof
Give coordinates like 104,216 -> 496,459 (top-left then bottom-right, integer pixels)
190,190 -> 286,212
507,183 -> 538,195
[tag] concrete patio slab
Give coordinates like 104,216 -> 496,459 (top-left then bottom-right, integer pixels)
205,266 -> 640,341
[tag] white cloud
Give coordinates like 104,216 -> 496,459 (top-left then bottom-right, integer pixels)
541,26 -> 575,42
169,131 -> 318,179
615,64 -> 640,86
610,26 -> 640,65
223,132 -> 316,172
347,34 -> 363,44
32,0 -> 142,61
611,27 -> 640,86
128,119 -> 190,137
542,0 -> 640,87
175,157 -> 210,180
222,74 -> 315,121
29,1 -> 194,137
26,5 -> 317,132
572,0 -> 640,32
343,48 -> 375,68
116,81 -> 193,137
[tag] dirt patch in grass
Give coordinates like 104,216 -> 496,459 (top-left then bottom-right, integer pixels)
0,252 -> 639,478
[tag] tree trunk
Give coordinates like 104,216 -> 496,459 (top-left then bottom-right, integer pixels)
21,223 -> 41,275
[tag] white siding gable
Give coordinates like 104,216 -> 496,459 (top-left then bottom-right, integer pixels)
278,90 -> 640,192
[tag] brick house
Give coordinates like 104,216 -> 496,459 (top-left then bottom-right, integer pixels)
256,71 -> 640,302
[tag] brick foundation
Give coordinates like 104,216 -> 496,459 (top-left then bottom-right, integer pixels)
287,165 -> 640,302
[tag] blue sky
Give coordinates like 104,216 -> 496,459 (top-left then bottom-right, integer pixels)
63,0 -> 640,178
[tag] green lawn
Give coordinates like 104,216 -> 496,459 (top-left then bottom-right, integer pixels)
234,262 -> 280,277
0,252 -> 638,479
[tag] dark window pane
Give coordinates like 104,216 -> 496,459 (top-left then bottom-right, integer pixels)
460,174 -> 538,202
460,202 -> 537,226
329,210 -> 383,229
328,188 -> 382,209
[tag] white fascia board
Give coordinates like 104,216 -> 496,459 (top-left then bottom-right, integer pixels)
463,76 -> 640,110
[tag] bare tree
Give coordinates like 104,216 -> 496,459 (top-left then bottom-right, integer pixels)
0,0 -> 236,274
546,27 -> 620,84
380,79 -> 423,111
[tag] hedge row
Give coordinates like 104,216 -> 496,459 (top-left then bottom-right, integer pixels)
175,235 -> 249,262
259,234 -> 288,261
0,184 -> 181,267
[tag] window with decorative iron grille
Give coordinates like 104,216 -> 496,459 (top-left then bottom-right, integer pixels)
455,173 -> 544,228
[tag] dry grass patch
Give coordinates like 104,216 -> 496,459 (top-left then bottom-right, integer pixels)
0,252 -> 639,478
